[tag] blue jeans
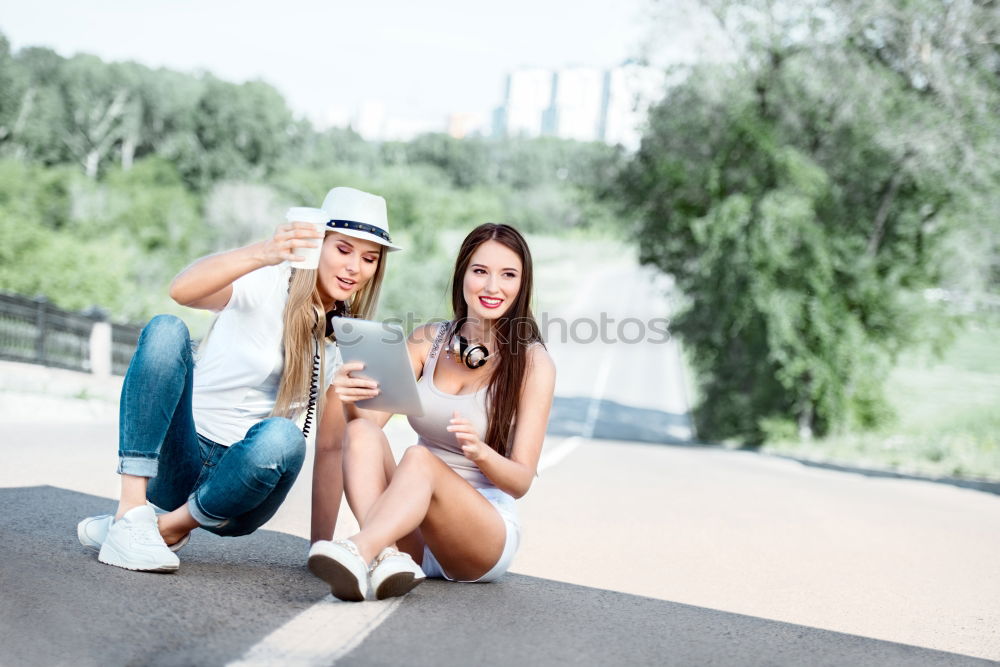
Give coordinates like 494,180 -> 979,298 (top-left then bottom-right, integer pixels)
117,314 -> 305,536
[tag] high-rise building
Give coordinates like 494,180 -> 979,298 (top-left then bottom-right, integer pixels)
494,63 -> 666,149
501,68 -> 554,138
601,64 -> 667,151
547,67 -> 605,142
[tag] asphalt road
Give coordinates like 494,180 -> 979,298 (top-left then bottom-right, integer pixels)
2,426 -> 998,665
2,258 -> 999,664
545,261 -> 694,443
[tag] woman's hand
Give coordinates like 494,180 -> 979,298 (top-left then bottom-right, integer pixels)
448,411 -> 489,462
332,362 -> 379,404
257,222 -> 325,266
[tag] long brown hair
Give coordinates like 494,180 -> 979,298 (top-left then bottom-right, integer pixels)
272,234 -> 387,421
449,223 -> 543,457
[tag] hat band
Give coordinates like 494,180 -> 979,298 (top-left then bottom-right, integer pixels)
327,219 -> 392,243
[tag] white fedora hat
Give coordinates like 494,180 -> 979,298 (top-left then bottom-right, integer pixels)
321,186 -> 402,252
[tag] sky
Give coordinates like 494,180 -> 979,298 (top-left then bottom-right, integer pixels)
0,0 -> 665,132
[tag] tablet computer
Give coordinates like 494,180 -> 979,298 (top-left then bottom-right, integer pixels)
331,318 -> 424,416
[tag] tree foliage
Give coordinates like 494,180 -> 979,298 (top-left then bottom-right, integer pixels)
0,30 -> 625,324
622,0 -> 999,443
0,42 -> 296,189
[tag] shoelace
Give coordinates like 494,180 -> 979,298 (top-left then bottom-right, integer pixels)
127,516 -> 168,547
334,539 -> 366,563
368,546 -> 403,572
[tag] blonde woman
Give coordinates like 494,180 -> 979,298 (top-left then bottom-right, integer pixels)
76,187 -> 400,572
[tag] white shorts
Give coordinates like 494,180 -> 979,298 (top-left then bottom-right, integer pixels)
420,487 -> 520,583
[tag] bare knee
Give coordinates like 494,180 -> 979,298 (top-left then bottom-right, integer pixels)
345,417 -> 381,438
343,418 -> 388,460
398,445 -> 439,472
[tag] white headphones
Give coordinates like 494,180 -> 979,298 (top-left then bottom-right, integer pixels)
447,333 -> 490,369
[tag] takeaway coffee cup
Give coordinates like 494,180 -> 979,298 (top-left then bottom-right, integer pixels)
286,207 -> 329,270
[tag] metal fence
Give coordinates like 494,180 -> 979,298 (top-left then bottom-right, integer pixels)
110,321 -> 142,376
0,292 -> 141,376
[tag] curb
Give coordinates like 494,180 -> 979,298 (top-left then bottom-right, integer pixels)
579,436 -> 1000,496
766,453 -> 1000,497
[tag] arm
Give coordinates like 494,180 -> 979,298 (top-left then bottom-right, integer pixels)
333,362 -> 393,427
311,385 -> 347,543
449,345 -> 556,498
169,222 -> 324,311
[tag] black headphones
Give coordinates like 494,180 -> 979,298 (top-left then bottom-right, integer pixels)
448,333 -> 490,369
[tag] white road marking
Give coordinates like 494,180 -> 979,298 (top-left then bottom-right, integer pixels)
228,596 -> 402,667
538,435 -> 582,473
581,345 -> 614,439
538,332 -> 616,474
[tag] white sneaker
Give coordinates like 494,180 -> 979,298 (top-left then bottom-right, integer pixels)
369,546 -> 425,600
97,506 -> 180,572
307,539 -> 368,602
78,513 -> 190,553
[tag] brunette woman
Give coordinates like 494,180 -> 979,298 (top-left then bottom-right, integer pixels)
309,223 -> 555,600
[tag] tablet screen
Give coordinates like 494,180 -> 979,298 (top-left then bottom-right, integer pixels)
332,318 -> 424,416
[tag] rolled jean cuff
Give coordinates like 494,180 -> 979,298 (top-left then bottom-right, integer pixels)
117,455 -> 159,478
187,492 -> 230,529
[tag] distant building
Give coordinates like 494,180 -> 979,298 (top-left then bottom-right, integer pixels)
447,111 -> 490,139
381,117 -> 443,141
352,101 -> 386,141
491,106 -> 507,139
601,64 -> 668,151
547,67 -> 605,142
350,101 -> 444,141
494,63 -> 666,149
311,104 -> 352,131
501,68 -> 554,138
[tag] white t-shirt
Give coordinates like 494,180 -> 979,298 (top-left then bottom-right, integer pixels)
191,263 -> 341,445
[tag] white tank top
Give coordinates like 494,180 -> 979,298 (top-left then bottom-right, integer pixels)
407,324 -> 494,489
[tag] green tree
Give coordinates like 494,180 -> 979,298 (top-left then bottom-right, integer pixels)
184,76 -> 295,190
400,133 -> 495,189
622,0 -> 998,443
0,160 -> 132,313
0,34 -> 22,150
3,46 -> 69,165
57,54 -> 137,178
283,124 -> 380,174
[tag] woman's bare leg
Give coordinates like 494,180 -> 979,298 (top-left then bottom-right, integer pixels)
311,390 -> 348,543
157,503 -> 200,545
115,474 -> 149,519
311,443 -> 343,542
349,446 -> 506,581
341,419 -> 425,557
342,419 -> 397,526
115,474 -> 196,547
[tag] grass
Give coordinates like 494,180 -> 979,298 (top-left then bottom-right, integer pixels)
761,317 -> 1000,480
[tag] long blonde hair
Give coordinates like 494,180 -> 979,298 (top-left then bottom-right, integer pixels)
271,237 -> 387,422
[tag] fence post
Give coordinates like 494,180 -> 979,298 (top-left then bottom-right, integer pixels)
34,296 -> 47,365
85,307 -> 112,378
